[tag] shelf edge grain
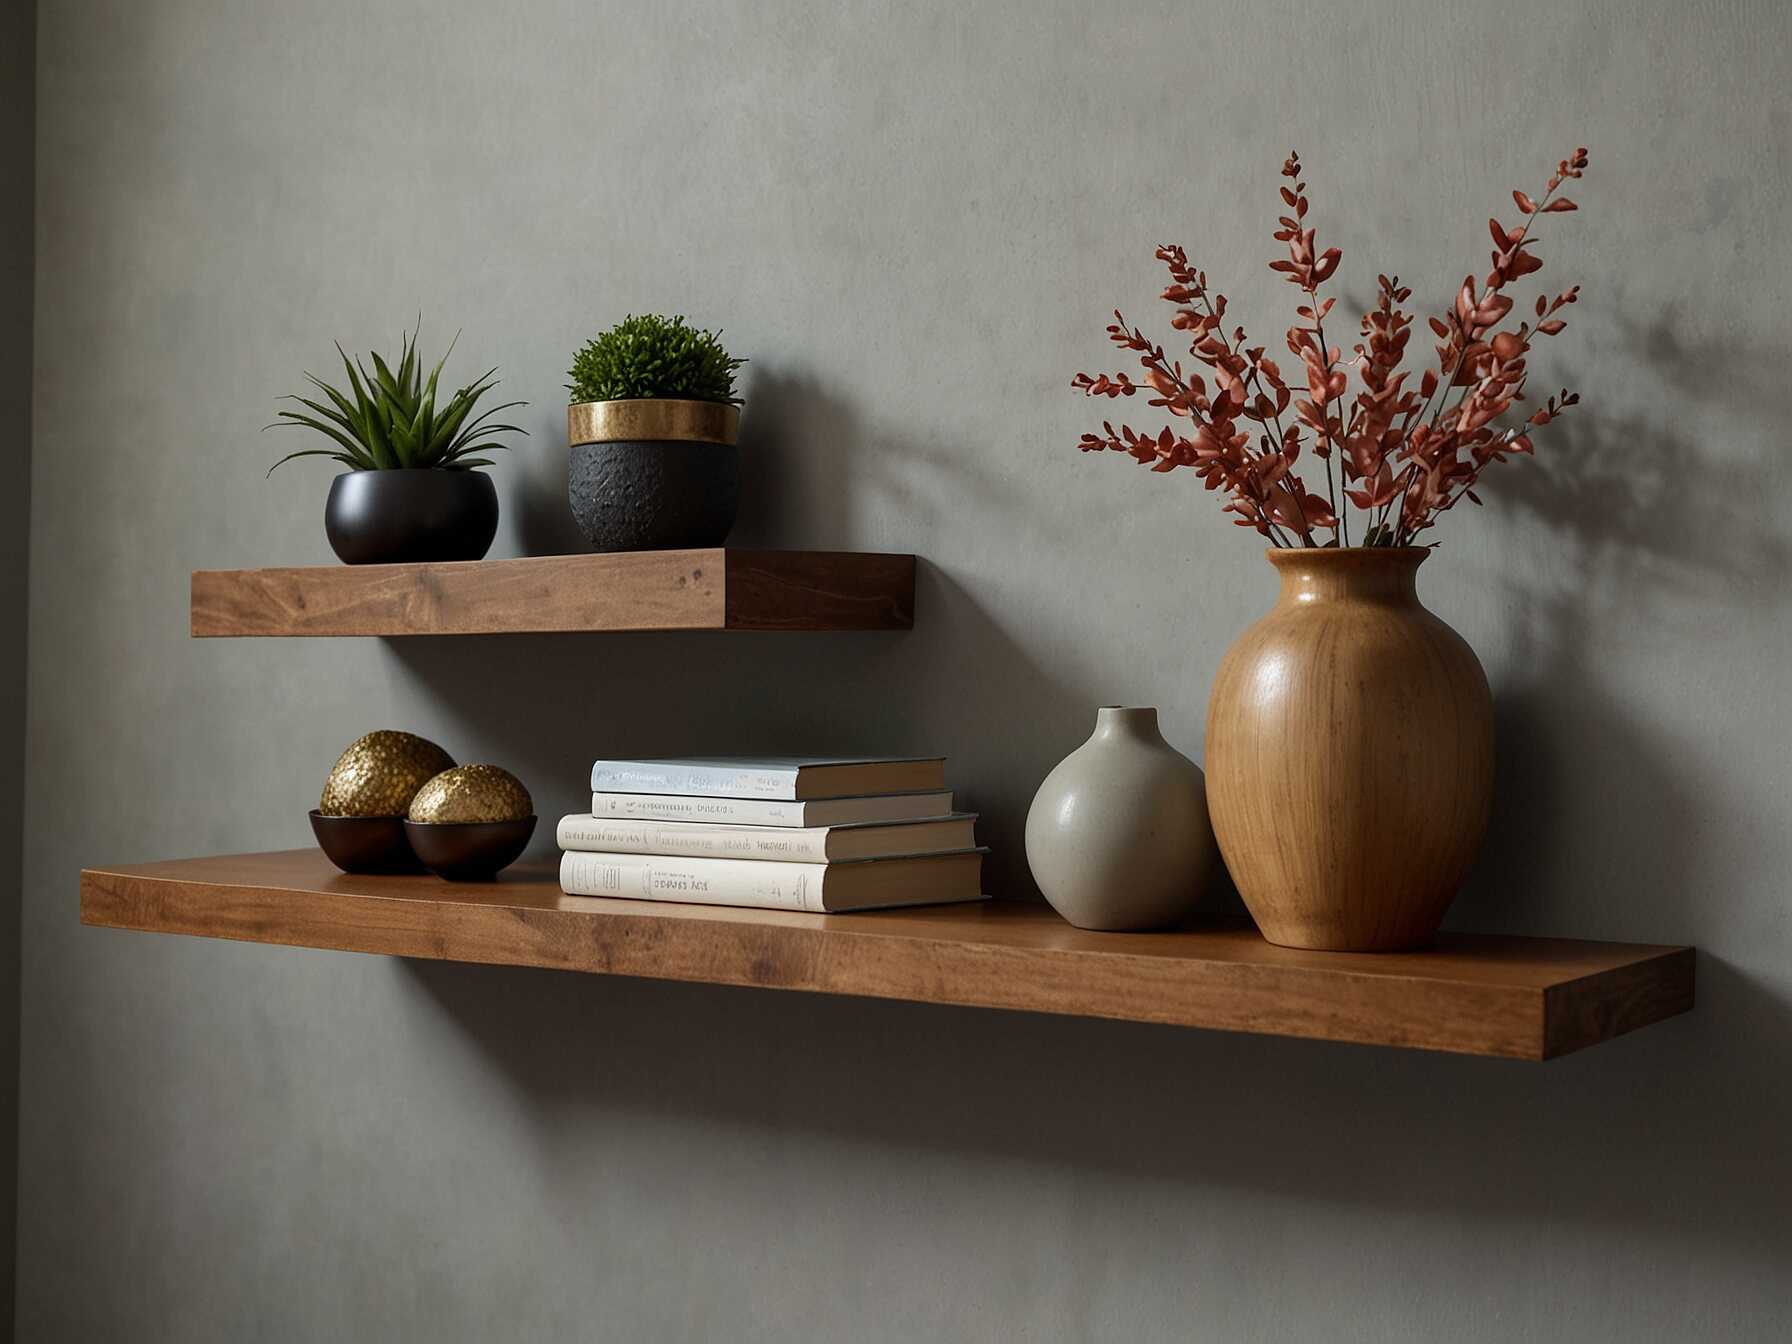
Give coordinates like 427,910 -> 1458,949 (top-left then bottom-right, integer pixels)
1541,945 -> 1696,1058
189,548 -> 917,636
723,550 -> 916,630
78,854 -> 1696,1059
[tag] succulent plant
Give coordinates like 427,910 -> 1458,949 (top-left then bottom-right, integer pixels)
268,323 -> 527,473
567,314 -> 745,405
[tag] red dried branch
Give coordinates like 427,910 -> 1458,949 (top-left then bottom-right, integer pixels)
1074,147 -> 1589,548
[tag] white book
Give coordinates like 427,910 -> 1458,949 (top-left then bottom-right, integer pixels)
559,849 -> 987,914
589,790 -> 955,827
557,813 -> 978,863
587,756 -> 946,800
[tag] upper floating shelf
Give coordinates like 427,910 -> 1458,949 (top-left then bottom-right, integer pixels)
190,548 -> 915,636
80,850 -> 1694,1060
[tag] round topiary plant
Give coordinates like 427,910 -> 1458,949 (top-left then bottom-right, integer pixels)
567,314 -> 745,406
564,315 -> 748,553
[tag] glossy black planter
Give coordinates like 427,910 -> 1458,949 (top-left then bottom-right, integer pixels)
324,469 -> 498,565
568,441 -> 740,552
310,810 -> 425,874
404,817 -> 537,882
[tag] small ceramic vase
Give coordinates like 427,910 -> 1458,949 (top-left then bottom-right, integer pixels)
1025,706 -> 1220,931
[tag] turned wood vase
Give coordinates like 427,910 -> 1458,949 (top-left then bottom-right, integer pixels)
1205,548 -> 1493,951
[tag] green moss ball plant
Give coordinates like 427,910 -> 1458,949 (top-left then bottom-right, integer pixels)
567,314 -> 745,406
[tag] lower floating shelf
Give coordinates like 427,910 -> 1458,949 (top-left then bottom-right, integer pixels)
79,850 -> 1693,1060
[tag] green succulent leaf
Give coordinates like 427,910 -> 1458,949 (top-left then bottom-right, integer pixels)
282,393 -> 355,435
566,313 -> 746,406
299,375 -> 363,429
268,321 -> 526,473
269,413 -> 374,465
265,446 -> 366,476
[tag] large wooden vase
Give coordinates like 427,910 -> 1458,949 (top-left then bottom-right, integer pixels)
1205,548 -> 1493,951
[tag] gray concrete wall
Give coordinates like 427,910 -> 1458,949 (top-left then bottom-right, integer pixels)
20,1 -> 1792,1339
3,0 -> 33,1332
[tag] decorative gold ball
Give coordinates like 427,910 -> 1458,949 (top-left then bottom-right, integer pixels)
319,731 -> 456,818
407,764 -> 533,824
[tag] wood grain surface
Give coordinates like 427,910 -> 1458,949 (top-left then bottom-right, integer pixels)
1207,548 -> 1495,951
189,549 -> 916,636
80,850 -> 1693,1059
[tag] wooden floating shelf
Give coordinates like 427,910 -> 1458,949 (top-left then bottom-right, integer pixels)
80,850 -> 1693,1060
190,548 -> 915,636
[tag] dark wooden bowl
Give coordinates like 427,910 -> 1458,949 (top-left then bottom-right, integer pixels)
403,817 -> 537,881
309,810 -> 425,874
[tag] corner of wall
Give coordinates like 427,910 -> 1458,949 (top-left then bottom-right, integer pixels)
1,0 -> 36,1336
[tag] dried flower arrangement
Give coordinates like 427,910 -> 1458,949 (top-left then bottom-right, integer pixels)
1073,148 -> 1589,546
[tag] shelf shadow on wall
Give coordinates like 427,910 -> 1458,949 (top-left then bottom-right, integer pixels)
384,361 -> 1113,902
401,311 -> 1789,1276
401,946 -> 1777,1272
381,558 -> 1084,902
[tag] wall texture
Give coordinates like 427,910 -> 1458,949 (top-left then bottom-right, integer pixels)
21,1 -> 1792,1339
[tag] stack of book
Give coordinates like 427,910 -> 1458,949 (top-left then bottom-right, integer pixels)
557,756 -> 986,913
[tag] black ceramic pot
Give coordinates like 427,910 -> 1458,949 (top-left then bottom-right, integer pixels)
568,442 -> 740,551
324,469 -> 499,565
403,817 -> 537,882
566,399 -> 741,552
310,810 -> 425,874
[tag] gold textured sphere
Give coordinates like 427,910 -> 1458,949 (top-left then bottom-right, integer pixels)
319,731 -> 456,817
407,764 -> 533,824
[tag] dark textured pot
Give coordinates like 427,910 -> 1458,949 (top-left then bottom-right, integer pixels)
568,441 -> 740,551
403,817 -> 537,882
309,810 -> 425,874
566,398 -> 741,552
324,469 -> 498,565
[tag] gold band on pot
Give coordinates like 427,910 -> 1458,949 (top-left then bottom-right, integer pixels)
567,399 -> 740,446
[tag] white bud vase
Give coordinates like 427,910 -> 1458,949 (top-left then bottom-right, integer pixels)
1024,706 -> 1220,931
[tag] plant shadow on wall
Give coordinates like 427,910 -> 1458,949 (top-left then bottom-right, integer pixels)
1452,309 -> 1791,947
728,364 -> 1014,553
510,427 -> 588,557
508,362 -> 1016,559
1424,310 -> 1792,1280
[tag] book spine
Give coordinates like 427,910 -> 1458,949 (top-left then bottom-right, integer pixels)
588,762 -> 798,799
589,793 -> 807,825
559,851 -> 825,913
557,815 -> 828,861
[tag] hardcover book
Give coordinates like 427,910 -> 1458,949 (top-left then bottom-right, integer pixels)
587,756 -> 947,801
558,848 -> 986,913
588,791 -> 955,827
556,813 -> 978,863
